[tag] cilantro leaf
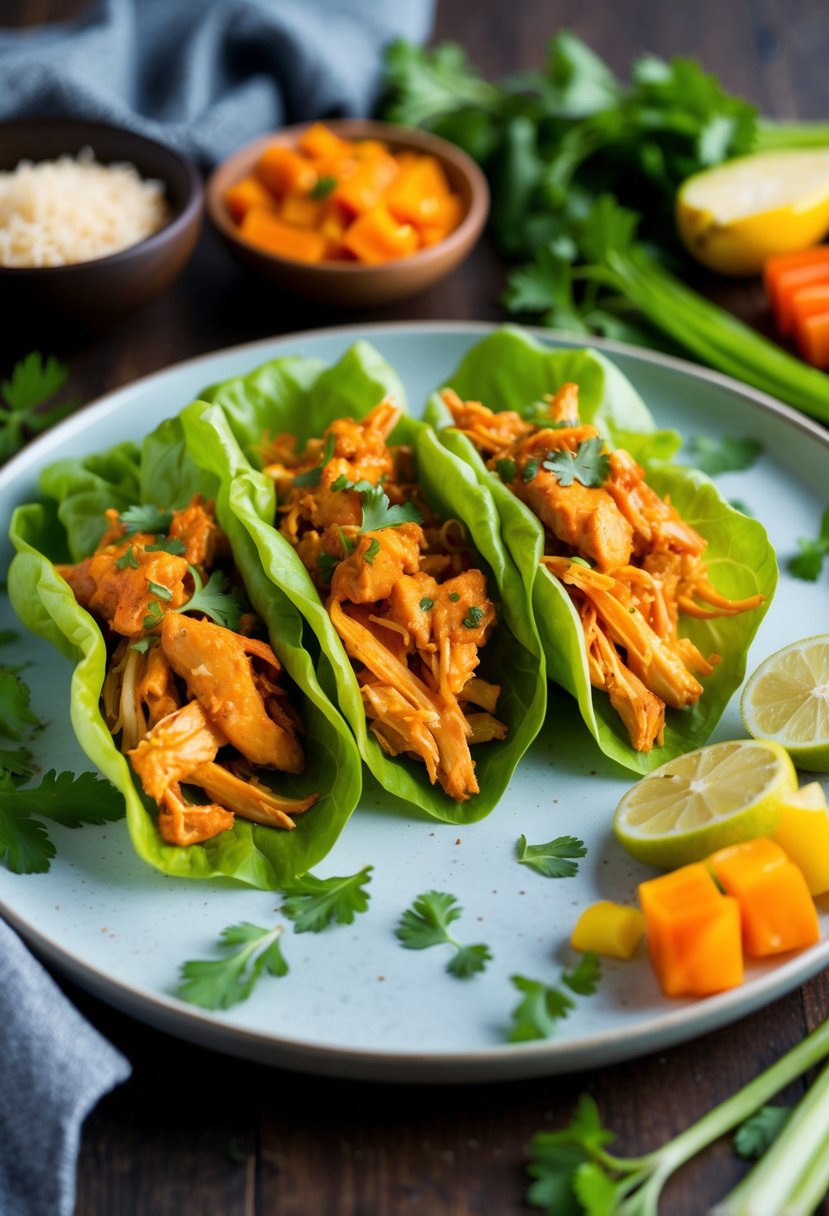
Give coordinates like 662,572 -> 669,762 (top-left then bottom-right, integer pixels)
526,1096 -> 616,1215
119,504 -> 174,535
0,796 -> 55,874
0,744 -> 35,780
146,537 -> 187,556
509,974 -> 575,1042
462,605 -> 485,628
522,457 -> 540,482
789,507 -> 829,581
0,353 -> 77,462
310,175 -> 337,199
182,567 -> 242,630
147,579 -> 173,602
562,952 -> 601,996
516,834 -> 587,879
317,552 -> 338,584
686,434 -> 762,477
396,890 -> 491,978
0,669 -> 41,739
496,457 -> 517,483
14,770 -> 124,828
115,545 -> 139,570
733,1105 -> 791,1160
364,537 -> 381,564
280,865 -> 373,933
572,1161 -> 620,1214
542,438 -> 609,488
176,923 -> 288,1010
293,433 -> 335,488
359,485 -> 423,533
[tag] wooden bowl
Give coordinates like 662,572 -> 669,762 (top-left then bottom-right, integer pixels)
0,119 -> 203,327
206,119 -> 489,309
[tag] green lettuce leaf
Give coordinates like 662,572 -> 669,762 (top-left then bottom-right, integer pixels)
424,327 -> 777,773
8,418 -> 362,888
192,340 -> 547,822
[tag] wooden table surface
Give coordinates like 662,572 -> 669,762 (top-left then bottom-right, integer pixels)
4,2 -> 829,1213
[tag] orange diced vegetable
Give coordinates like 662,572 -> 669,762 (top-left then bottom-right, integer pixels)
343,205 -> 419,264
334,154 -> 400,217
639,863 -> 743,997
794,309 -> 829,367
773,783 -> 829,896
256,145 -> 317,198
386,156 -> 455,227
709,838 -> 820,957
225,175 -> 275,224
280,192 -> 326,229
764,246 -> 829,334
571,900 -> 645,959
298,122 -> 350,161
239,208 -> 326,262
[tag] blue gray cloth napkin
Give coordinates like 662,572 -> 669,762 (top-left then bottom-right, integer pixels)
0,0 -> 435,166
0,916 -> 131,1216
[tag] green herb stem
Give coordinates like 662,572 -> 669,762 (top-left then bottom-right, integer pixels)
780,1125 -> 829,1216
710,1057 -> 829,1216
755,119 -> 829,150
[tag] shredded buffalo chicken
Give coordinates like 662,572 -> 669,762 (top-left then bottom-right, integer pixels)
57,496 -> 316,845
262,401 -> 506,801
442,383 -> 764,752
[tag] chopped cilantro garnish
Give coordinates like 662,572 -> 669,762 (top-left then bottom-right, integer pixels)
280,866 -> 373,932
330,473 -> 350,492
119,504 -> 174,535
542,437 -> 609,487
182,567 -> 242,630
516,834 -> 587,878
0,770 -> 124,875
130,637 -> 153,654
496,457 -> 517,482
293,433 -> 335,488
509,954 -> 601,1042
364,537 -> 381,564
146,579 -> 173,602
0,352 -> 78,463
462,605 -> 485,628
789,506 -> 829,581
359,484 -> 423,532
396,890 -> 492,979
336,525 -> 356,555
143,601 -> 164,630
419,597 -> 434,611
522,457 -> 540,482
176,923 -> 289,1011
310,175 -> 337,199
0,669 -> 41,739
449,592 -> 460,602
146,537 -> 187,556
317,553 -> 338,583
115,545 -> 139,570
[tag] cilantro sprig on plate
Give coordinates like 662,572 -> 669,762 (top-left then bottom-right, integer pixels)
396,890 -> 492,978
509,954 -> 601,1042
516,834 -> 587,879
0,353 -> 79,464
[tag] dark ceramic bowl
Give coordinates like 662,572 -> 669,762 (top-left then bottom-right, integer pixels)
206,119 -> 489,309
0,119 -> 203,326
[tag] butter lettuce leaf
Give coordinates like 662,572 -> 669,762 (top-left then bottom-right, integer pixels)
8,418 -> 362,888
424,327 -> 776,773
192,340 -> 547,822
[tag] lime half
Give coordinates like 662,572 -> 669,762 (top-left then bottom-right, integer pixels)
741,635 -> 829,771
613,739 -> 798,869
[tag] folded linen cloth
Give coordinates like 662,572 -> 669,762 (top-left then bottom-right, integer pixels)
0,0 -> 435,166
0,916 -> 131,1216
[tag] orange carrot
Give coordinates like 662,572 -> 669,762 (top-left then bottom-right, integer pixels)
342,204 -> 419,264
239,208 -> 326,263
334,154 -> 400,217
256,146 -> 317,198
794,310 -> 829,368
225,175 -> 274,224
764,246 -> 829,334
709,838 -> 820,958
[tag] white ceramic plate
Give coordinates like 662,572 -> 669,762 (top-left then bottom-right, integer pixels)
1,323 -> 827,1083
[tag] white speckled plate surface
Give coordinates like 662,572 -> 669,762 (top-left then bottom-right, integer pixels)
1,323 -> 827,1083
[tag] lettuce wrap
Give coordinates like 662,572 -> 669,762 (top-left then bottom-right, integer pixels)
423,327 -> 777,774
8,415 -> 363,888
187,340 -> 548,823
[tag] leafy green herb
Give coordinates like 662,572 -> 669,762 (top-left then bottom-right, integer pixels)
130,637 -> 153,655
496,457 -> 517,482
143,601 -> 164,630
115,546 -> 139,570
516,834 -> 587,878
419,596 -> 434,611
0,745 -> 35,780
359,485 -> 422,532
145,537 -> 188,556
789,507 -> 829,581
449,592 -> 460,602
336,525 -> 356,555
522,457 -> 540,482
364,537 -> 381,565
330,473 -> 350,492
317,552 -> 338,583
310,175 -> 337,199
0,352 -> 78,463
146,579 -> 173,602
396,890 -> 492,978
525,1019 -> 829,1215
293,433 -> 335,488
0,770 -> 124,874
542,438 -> 609,487
119,504 -> 174,535
176,923 -> 288,1010
182,567 -> 242,630
280,865 -> 373,933
734,1105 -> 791,1160
0,670 -> 41,739
509,955 -> 600,1042
686,434 -> 763,477
462,605 -> 485,628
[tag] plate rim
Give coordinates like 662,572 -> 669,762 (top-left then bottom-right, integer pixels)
2,319 -> 828,1084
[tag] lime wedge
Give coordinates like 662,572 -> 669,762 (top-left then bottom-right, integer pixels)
741,635 -> 829,770
613,739 -> 798,869
676,149 -> 829,276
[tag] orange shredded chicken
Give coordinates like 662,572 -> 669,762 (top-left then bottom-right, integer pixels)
264,401 -> 506,801
442,384 -> 764,752
58,495 -> 317,845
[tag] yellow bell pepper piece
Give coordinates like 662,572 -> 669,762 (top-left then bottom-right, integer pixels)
571,901 -> 645,960
709,837 -> 820,958
772,783 -> 829,896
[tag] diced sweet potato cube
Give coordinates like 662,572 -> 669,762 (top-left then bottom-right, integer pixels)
256,145 -> 317,198
385,156 -> 455,227
709,837 -> 820,957
342,205 -> 419,264
280,192 -> 326,229
239,208 -> 326,262
334,155 -> 399,217
225,175 -> 275,224
298,122 -> 350,161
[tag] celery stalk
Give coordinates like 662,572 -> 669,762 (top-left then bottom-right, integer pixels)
782,1126 -> 829,1216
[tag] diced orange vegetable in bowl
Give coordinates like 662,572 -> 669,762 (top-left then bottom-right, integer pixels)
638,863 -> 743,998
298,121 -> 350,162
571,901 -> 645,959
224,174 -> 274,224
709,837 -> 820,957
342,205 -> 419,264
239,209 -> 326,263
334,154 -> 399,217
256,145 -> 317,198
772,783 -> 829,896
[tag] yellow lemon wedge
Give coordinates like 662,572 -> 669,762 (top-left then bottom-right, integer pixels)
676,149 -> 829,276
741,635 -> 829,770
613,739 -> 798,869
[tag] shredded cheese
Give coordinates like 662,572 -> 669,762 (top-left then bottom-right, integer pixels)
0,147 -> 169,268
